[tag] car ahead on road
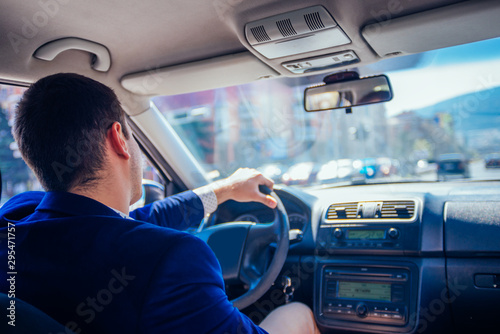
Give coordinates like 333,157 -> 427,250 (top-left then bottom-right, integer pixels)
415,159 -> 437,175
354,158 -> 378,179
1,1 -> 500,334
376,157 -> 400,177
437,153 -> 470,180
316,160 -> 338,184
281,162 -> 319,186
485,153 -> 500,168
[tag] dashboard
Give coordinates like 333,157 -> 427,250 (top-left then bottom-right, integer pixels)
215,180 -> 500,333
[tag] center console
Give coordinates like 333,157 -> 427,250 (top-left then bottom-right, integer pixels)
315,262 -> 418,333
314,200 -> 420,332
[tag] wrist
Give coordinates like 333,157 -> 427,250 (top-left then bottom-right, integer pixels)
211,178 -> 232,205
193,185 -> 218,215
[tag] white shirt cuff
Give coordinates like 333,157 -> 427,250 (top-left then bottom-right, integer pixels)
193,185 -> 218,215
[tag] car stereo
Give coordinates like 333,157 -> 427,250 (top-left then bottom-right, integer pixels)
328,226 -> 400,248
318,265 -> 412,326
316,223 -> 421,255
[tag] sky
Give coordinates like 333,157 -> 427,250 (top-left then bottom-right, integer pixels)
382,38 -> 500,117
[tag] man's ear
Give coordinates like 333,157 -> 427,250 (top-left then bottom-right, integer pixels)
108,122 -> 131,159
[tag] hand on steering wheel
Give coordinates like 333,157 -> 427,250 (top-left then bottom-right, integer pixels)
195,187 -> 289,310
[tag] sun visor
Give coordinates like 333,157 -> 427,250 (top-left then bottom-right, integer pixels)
121,52 -> 279,96
362,0 -> 500,57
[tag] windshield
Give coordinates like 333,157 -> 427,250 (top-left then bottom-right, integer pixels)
152,37 -> 500,187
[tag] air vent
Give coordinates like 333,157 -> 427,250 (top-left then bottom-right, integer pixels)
381,201 -> 415,219
325,200 -> 417,222
304,12 -> 325,31
276,19 -> 297,37
250,25 -> 271,42
326,202 -> 359,219
244,5 -> 351,59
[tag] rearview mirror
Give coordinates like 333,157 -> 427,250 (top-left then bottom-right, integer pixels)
304,74 -> 392,112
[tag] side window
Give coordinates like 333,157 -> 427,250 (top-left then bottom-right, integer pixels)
129,152 -> 166,210
141,152 -> 164,184
0,84 -> 42,206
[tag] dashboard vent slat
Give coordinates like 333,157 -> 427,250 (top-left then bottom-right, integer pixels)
327,202 -> 358,219
381,201 -> 415,219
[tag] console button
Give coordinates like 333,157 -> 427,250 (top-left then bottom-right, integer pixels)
392,314 -> 403,320
326,282 -> 337,298
356,303 -> 368,318
388,228 -> 400,239
393,296 -> 404,303
325,306 -> 343,313
381,313 -> 392,319
392,284 -> 405,302
333,228 -> 343,239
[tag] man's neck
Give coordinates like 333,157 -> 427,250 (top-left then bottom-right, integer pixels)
69,143 -> 136,215
70,182 -> 131,215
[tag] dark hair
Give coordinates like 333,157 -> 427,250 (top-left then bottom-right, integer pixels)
13,73 -> 129,192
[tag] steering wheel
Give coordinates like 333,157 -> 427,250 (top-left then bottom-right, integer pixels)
195,187 -> 289,310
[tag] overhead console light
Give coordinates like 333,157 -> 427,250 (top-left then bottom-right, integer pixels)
245,6 -> 351,59
282,50 -> 359,74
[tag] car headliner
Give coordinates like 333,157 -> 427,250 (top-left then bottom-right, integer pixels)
0,0 -> 498,117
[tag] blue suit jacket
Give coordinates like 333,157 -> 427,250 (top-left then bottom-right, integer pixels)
0,191 -> 268,334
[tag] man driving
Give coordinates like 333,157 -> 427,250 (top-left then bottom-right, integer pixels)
0,73 -> 319,333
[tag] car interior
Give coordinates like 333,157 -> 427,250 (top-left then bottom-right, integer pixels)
1,0 -> 500,333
